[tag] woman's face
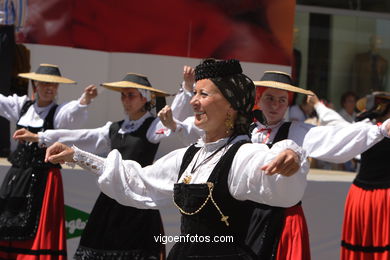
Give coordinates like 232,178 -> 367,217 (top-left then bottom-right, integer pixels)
259,88 -> 289,125
343,95 -> 357,114
35,81 -> 59,104
190,79 -> 234,139
121,88 -> 147,117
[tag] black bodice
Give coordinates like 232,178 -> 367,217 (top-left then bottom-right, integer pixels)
74,116 -> 163,260
109,117 -> 158,165
8,101 -> 60,169
354,138 -> 390,189
169,140 -> 257,259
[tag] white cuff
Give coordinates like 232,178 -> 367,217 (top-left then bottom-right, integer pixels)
37,132 -> 45,146
72,145 -> 105,174
272,139 -> 307,164
181,81 -> 194,96
77,93 -> 89,107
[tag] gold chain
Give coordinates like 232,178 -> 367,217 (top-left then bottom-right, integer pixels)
173,182 -> 230,226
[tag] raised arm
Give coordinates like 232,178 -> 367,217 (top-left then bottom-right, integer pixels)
148,106 -> 203,146
54,85 -> 98,129
307,92 -> 349,127
170,65 -> 195,121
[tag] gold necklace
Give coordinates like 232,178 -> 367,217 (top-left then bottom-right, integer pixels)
182,139 -> 232,184
173,182 -> 230,226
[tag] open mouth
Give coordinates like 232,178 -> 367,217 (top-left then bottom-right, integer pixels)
194,111 -> 205,115
194,111 -> 205,120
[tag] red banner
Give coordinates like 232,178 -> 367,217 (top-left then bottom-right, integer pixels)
22,0 -> 295,65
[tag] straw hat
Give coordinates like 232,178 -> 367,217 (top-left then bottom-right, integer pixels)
356,91 -> 390,112
101,73 -> 169,96
18,64 -> 76,84
254,71 -> 312,95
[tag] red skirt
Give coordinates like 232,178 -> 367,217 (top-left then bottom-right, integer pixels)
276,204 -> 311,260
341,184 -> 390,260
0,168 -> 67,260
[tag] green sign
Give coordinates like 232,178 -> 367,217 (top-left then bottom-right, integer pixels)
65,205 -> 89,239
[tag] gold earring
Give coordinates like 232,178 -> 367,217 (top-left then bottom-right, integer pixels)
225,113 -> 234,134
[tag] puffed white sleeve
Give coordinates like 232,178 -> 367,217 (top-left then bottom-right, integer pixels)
0,94 -> 29,121
53,99 -> 89,129
314,102 -> 350,126
146,117 -> 176,144
171,84 -> 194,121
229,140 -> 309,208
38,122 -> 112,155
72,146 -> 187,209
147,116 -> 203,146
303,120 -> 386,163
173,116 -> 204,146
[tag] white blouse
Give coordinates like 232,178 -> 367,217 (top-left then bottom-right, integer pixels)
38,111 -> 168,156
0,93 -> 88,129
71,136 -> 309,210
251,105 -> 389,163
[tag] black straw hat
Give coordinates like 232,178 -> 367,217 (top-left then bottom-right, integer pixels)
254,71 -> 312,95
18,64 -> 76,84
101,73 -> 169,96
356,91 -> 390,112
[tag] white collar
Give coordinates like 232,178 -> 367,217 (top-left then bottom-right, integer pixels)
256,119 -> 285,129
119,111 -> 153,134
33,102 -> 56,115
195,135 -> 249,152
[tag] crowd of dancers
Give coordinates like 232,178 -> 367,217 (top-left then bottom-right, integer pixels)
0,59 -> 389,260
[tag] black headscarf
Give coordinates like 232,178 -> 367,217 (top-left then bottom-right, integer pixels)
195,59 -> 255,134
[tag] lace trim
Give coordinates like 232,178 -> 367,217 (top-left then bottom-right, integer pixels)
74,246 -> 158,260
72,146 -> 105,174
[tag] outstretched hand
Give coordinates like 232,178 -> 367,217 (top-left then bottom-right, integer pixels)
13,128 -> 39,143
157,105 -> 177,131
261,149 -> 300,176
80,85 -> 98,105
183,65 -> 195,92
45,142 -> 75,164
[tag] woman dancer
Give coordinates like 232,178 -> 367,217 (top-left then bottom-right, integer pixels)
160,70 -> 390,259
0,63 -> 97,259
44,59 -> 309,260
247,71 -> 389,260
14,73 -> 170,259
304,91 -> 390,260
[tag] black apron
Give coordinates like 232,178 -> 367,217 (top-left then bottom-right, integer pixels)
74,117 -> 165,260
0,101 -> 60,240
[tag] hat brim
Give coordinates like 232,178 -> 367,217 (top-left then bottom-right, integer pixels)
356,98 -> 366,112
101,81 -> 169,96
356,94 -> 390,111
253,80 -> 312,95
18,72 -> 76,84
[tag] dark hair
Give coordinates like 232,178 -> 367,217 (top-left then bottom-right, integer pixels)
144,101 -> 152,112
340,91 -> 358,107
